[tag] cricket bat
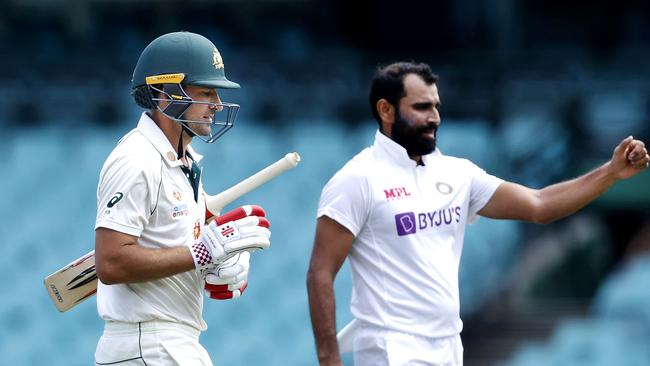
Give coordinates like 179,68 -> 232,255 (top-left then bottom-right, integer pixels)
44,152 -> 301,312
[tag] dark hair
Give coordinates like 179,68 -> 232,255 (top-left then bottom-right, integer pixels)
369,62 -> 439,127
132,85 -> 157,109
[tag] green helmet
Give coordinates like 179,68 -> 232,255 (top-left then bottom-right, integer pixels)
131,31 -> 240,143
132,31 -> 240,90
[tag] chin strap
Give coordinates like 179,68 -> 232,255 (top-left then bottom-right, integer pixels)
176,124 -> 196,160
177,129 -> 184,160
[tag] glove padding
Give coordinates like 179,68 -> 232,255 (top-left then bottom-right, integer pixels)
190,205 -> 270,270
204,252 -> 250,300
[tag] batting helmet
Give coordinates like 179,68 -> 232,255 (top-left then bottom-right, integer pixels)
131,31 -> 240,143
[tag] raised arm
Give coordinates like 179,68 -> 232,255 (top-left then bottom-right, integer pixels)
479,136 -> 649,224
307,216 -> 355,366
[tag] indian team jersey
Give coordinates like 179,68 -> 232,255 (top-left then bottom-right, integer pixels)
318,130 -> 503,338
95,112 -> 208,331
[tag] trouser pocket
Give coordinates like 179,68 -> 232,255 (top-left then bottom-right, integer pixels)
95,331 -> 146,365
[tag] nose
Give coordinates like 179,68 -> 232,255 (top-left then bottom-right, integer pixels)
428,113 -> 440,126
210,95 -> 224,112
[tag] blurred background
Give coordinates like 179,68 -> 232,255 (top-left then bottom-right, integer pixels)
1,0 -> 650,365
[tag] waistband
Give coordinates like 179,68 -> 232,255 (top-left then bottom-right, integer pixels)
103,319 -> 201,339
356,319 -> 461,342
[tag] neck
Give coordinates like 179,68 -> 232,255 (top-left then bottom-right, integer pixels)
151,111 -> 191,159
410,154 -> 424,165
382,129 -> 424,165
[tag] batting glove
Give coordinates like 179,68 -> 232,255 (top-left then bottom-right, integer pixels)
189,205 -> 270,270
203,251 -> 250,300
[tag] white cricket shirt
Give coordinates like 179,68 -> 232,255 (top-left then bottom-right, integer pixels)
95,112 -> 208,331
318,130 -> 503,338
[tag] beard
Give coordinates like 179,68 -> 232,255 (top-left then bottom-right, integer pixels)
391,110 -> 438,156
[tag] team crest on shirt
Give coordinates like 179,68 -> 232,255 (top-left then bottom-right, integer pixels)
435,182 -> 453,195
172,190 -> 182,201
194,220 -> 201,240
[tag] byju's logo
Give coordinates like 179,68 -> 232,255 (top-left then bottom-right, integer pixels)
395,212 -> 417,236
395,206 -> 462,236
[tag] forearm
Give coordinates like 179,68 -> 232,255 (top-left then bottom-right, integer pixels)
535,162 -> 617,224
96,243 -> 195,284
307,270 -> 342,365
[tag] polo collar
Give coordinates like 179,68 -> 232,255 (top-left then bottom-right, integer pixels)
373,129 -> 441,167
136,112 -> 204,168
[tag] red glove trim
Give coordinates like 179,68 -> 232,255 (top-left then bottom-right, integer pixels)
208,282 -> 248,300
215,205 -> 266,226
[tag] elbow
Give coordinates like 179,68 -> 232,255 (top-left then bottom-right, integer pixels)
95,259 -> 125,285
306,267 -> 319,290
527,194 -> 556,225
530,209 -> 557,225
306,267 -> 334,292
533,216 -> 555,225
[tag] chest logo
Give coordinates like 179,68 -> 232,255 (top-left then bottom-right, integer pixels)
384,187 -> 412,201
395,212 -> 417,236
107,192 -> 123,208
435,182 -> 453,195
194,221 -> 201,240
395,206 -> 462,236
172,190 -> 182,202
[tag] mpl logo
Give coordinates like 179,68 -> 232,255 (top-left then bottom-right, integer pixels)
384,187 -> 412,201
395,212 -> 417,236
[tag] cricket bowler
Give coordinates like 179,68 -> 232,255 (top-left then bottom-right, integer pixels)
307,61 -> 649,366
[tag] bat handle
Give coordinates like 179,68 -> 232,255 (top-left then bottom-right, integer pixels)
204,152 -> 301,220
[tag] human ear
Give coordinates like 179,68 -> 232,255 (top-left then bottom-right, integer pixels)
377,99 -> 395,124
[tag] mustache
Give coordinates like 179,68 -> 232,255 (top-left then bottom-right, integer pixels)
417,123 -> 438,134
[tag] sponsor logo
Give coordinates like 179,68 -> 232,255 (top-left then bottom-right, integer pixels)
145,73 -> 185,85
221,225 -> 235,237
107,192 -> 123,208
384,187 -> 412,201
172,203 -> 189,218
395,206 -> 462,236
50,284 -> 63,303
66,266 -> 98,290
395,212 -> 417,236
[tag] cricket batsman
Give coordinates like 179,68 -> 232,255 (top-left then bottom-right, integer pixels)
93,31 -> 271,365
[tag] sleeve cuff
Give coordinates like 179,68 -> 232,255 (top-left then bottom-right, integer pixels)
317,207 -> 359,237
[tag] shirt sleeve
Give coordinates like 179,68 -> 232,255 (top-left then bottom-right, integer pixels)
317,165 -> 371,237
95,153 -> 157,236
466,160 -> 504,224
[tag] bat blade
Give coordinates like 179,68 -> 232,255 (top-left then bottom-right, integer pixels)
44,152 -> 301,312
44,250 -> 98,312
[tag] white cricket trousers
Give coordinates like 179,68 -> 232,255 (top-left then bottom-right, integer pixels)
95,320 -> 213,366
352,323 -> 463,366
